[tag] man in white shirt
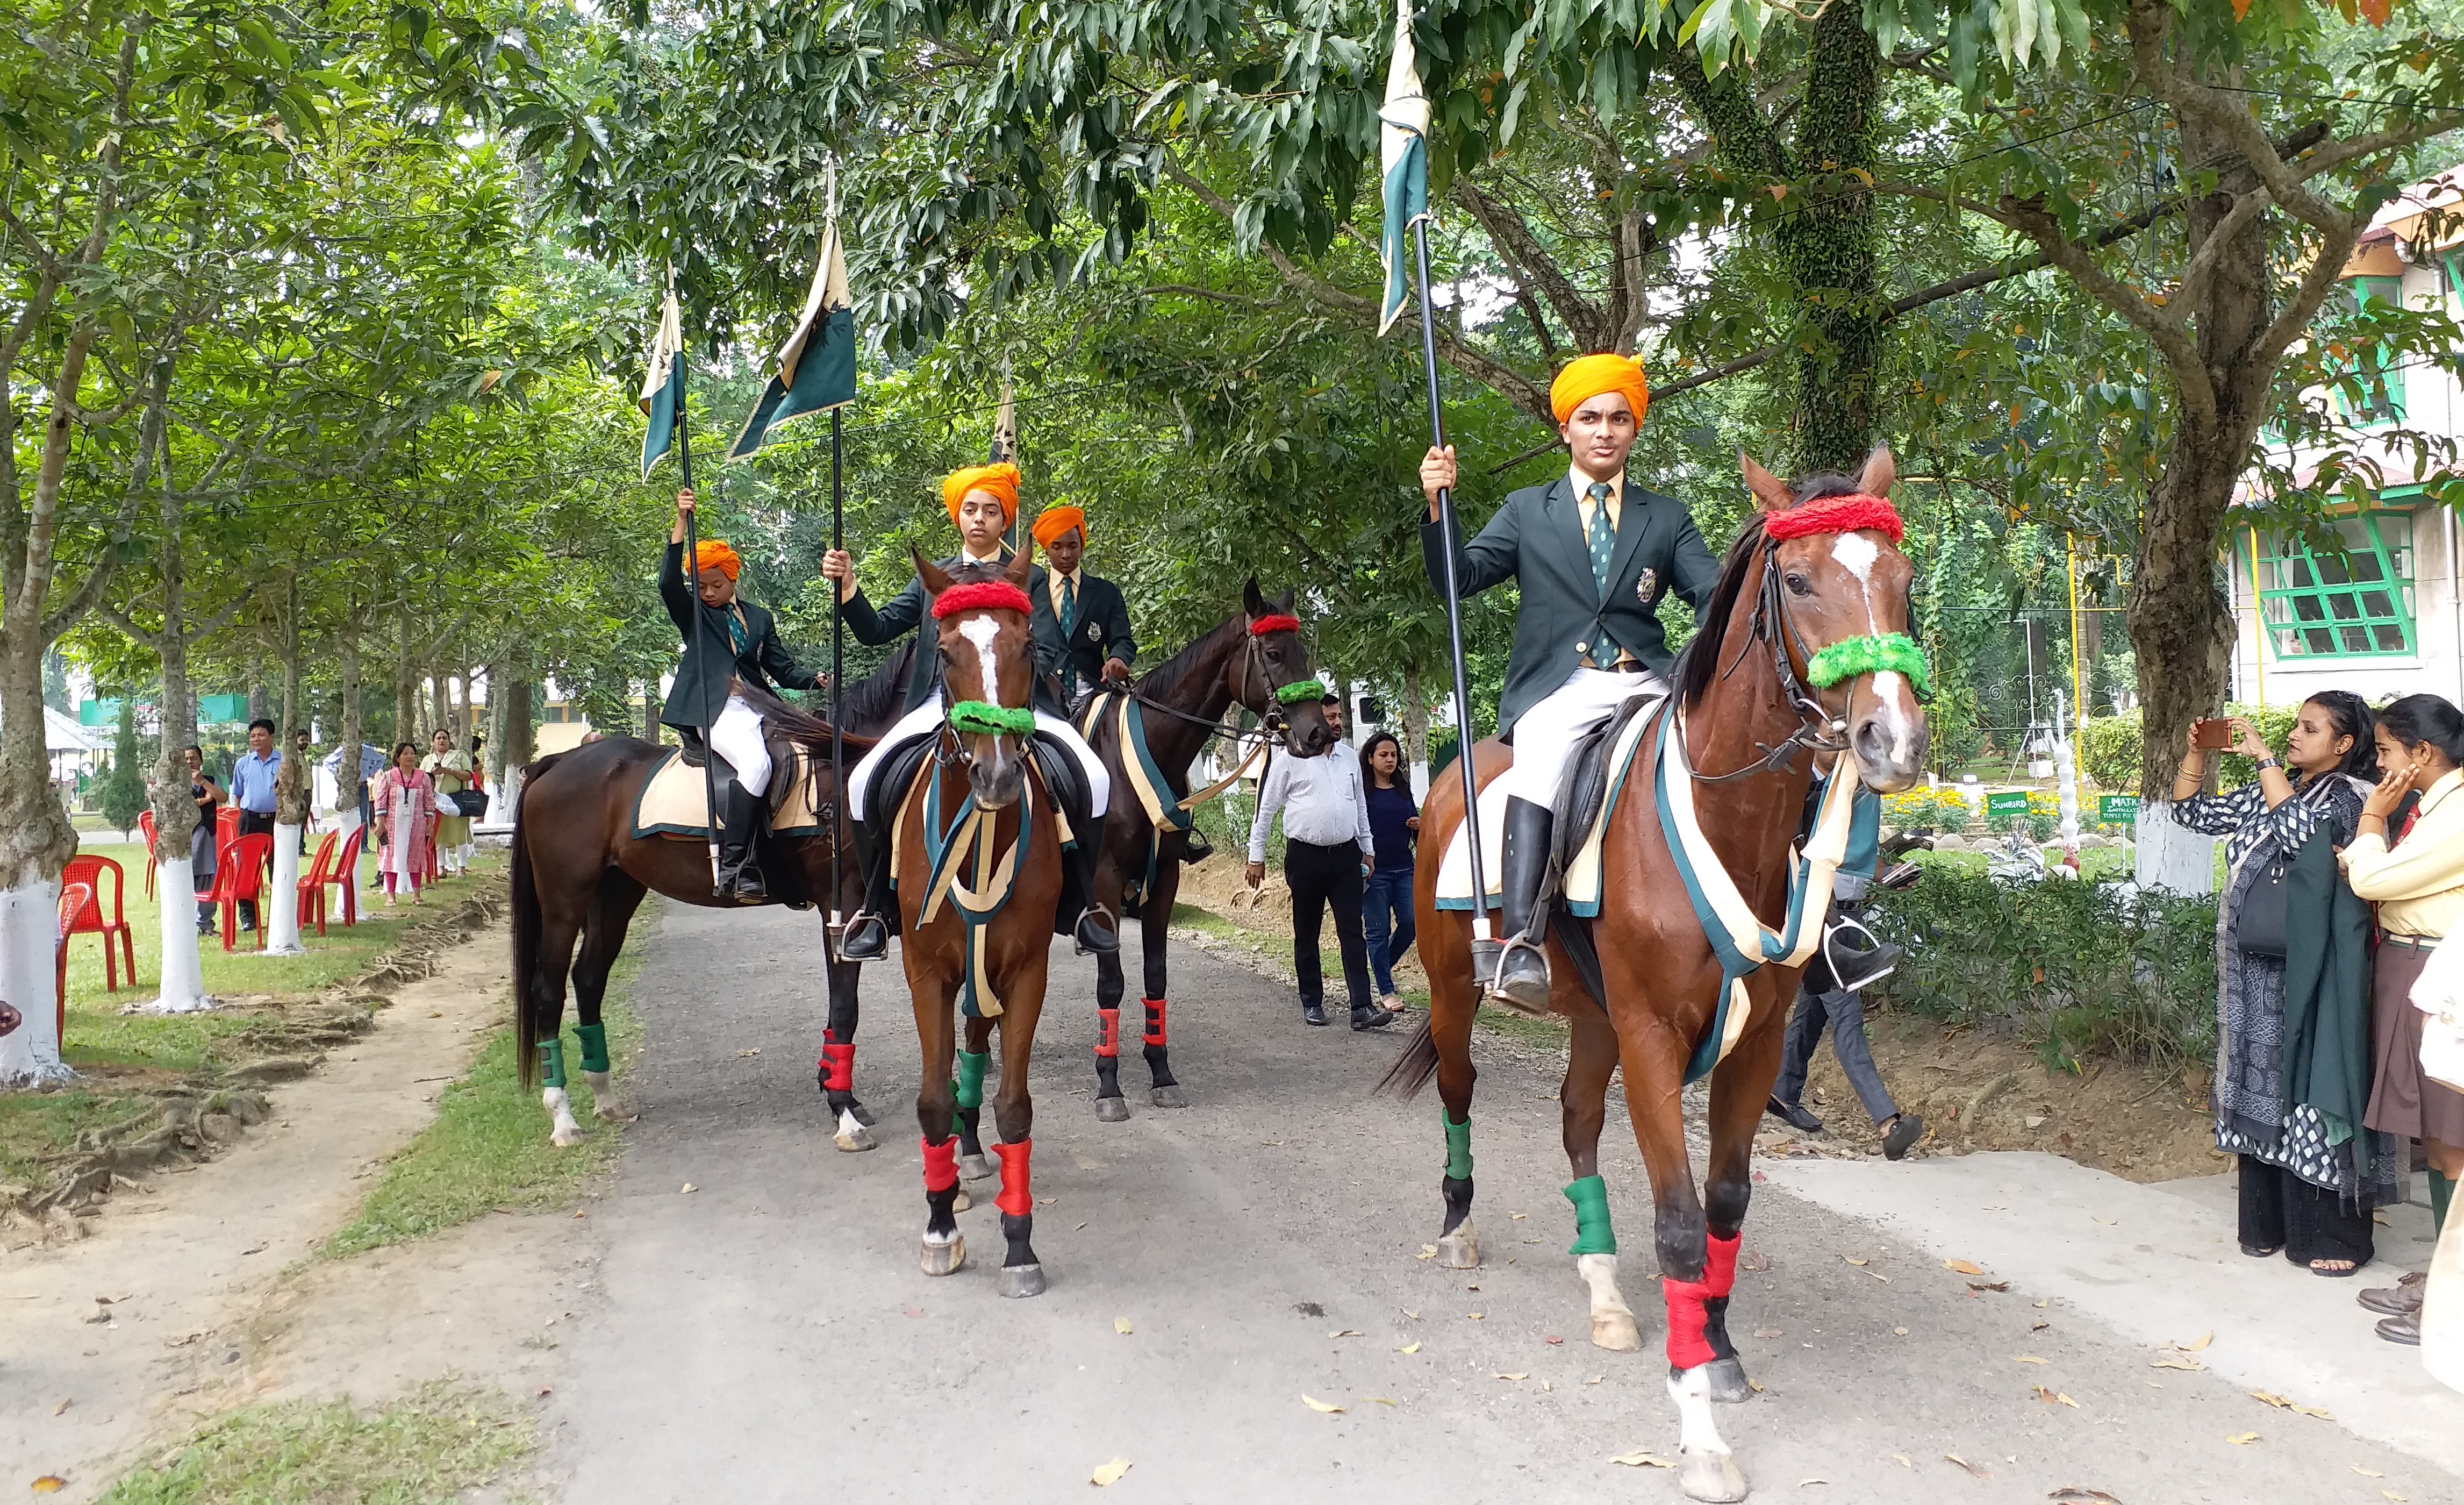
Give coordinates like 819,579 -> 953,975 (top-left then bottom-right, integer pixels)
1248,693 -> 1393,1030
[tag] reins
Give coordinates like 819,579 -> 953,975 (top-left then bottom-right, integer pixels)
1690,538 -> 1853,784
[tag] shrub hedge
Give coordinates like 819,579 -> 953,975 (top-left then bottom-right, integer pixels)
2079,704 -> 2296,794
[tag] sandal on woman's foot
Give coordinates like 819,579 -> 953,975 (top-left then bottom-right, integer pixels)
2240,1243 -> 2283,1258
2308,1258 -> 2360,1277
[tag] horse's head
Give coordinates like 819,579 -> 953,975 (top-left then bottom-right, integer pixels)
921,548 -> 1039,809
1238,577 -> 1335,756
1740,445 -> 1929,792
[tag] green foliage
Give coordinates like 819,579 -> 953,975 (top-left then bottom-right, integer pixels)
1881,786 -> 1975,833
98,1382 -> 530,1504
97,705 -> 148,834
1866,866 -> 2219,1072
2080,703 -> 2297,796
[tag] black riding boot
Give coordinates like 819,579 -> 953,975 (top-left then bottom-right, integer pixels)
715,778 -> 767,902
1071,812 -> 1119,954
1180,825 -> 1214,865
839,821 -> 896,961
1491,796 -> 1555,1012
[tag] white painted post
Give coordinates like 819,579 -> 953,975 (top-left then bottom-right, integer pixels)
149,850 -> 212,1012
2132,801 -> 2216,895
0,864 -> 73,1084
264,822 -> 306,955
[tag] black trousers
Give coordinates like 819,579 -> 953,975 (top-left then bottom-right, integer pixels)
236,810 -> 276,926
1285,839 -> 1372,1012
2239,1156 -> 2374,1266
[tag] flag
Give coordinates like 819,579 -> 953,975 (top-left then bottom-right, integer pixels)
1377,0 -> 1431,337
727,222 -> 859,460
993,379 -> 1018,549
638,273 -> 685,479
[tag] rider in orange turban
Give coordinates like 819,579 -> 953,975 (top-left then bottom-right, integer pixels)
942,462 -> 1021,526
1030,504 -> 1086,550
1548,352 -> 1650,427
692,538 -> 742,583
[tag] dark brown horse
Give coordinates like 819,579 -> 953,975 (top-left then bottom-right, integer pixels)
1383,447 -> 1927,1502
891,550 -> 1068,1296
1075,579 -> 1335,1120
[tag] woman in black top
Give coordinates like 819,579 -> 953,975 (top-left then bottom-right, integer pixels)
184,744 -> 224,935
1358,731 -> 1420,1010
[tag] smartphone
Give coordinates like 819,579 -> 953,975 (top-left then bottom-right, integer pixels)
2193,718 -> 2234,750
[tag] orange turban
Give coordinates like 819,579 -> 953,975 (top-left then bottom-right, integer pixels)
691,538 -> 741,581
942,462 -> 1021,525
1030,505 -> 1086,548
1549,353 -> 1650,427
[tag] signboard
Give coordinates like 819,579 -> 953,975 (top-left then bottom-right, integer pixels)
1985,790 -> 2031,819
2098,794 -> 2140,825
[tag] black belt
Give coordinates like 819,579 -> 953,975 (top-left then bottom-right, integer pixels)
2382,932 -> 2441,949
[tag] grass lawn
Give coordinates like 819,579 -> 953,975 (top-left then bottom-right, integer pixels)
94,1382 -> 532,1504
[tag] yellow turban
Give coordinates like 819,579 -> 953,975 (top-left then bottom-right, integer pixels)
942,462 -> 1021,525
1549,353 -> 1650,427
1030,505 -> 1086,548
691,538 -> 741,581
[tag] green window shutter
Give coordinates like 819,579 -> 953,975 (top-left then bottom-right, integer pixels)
2255,510 -> 2416,660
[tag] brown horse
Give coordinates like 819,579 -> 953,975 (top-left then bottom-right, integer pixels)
1383,447 -> 1927,1502
1075,580 -> 1336,1120
891,550 -> 1068,1296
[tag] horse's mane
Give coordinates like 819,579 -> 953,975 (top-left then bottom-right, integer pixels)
1668,468 -> 1868,712
1134,610 -> 1248,702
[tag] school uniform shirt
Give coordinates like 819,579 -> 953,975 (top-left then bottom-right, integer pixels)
1249,748 -> 1374,861
2344,767 -> 2464,940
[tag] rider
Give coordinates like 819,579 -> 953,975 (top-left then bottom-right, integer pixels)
1417,353 -> 1723,1011
662,487 -> 827,902
1028,504 -> 1136,705
822,462 -> 1118,960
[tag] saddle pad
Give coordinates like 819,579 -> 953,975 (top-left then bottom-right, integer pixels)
1091,693 -> 1194,834
632,744 -> 827,842
1433,699 -> 1660,918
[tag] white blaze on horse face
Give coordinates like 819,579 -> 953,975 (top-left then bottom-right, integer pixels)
958,615 -> 1005,708
1830,530 -> 1880,630
1831,530 -> 1921,768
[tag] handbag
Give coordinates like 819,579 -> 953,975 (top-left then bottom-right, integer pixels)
447,788 -> 488,818
2234,854 -> 2289,956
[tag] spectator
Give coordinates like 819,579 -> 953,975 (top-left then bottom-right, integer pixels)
322,738 -> 386,886
370,740 -> 436,907
424,727 -> 475,877
183,744 -> 224,935
2343,693 -> 2464,1343
228,717 -> 281,931
2177,695 -> 2393,1276
1358,730 -> 1419,1012
1247,693 -> 1393,1031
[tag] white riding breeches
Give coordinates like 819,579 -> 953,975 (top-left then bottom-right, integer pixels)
848,702 -> 1111,817
1500,666 -> 1671,807
708,694 -> 773,798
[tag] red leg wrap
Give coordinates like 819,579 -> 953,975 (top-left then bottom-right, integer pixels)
1661,1274 -> 1718,1371
1141,997 -> 1167,1049
993,1138 -> 1034,1218
1705,1231 -> 1741,1299
819,1042 -> 855,1093
920,1136 -> 960,1193
1094,1006 -> 1121,1059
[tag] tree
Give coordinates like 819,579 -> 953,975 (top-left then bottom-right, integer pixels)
96,703 -> 146,836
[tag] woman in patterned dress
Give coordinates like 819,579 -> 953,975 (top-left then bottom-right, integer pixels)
2176,693 -> 2394,1275
422,727 -> 474,877
370,740 -> 436,906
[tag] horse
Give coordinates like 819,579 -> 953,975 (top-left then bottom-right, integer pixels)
889,550 -> 1070,1296
1379,446 -> 1928,1503
1072,579 -> 1337,1120
506,644 -> 916,1152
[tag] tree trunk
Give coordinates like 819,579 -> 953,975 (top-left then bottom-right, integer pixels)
429,664 -> 450,747
1775,4 -> 1885,474
496,673 -> 535,821
0,636 -> 75,1082
1401,662 -> 1431,799
147,505 -> 209,1011
279,575 -> 303,739
336,622 -> 366,840
246,653 -> 266,725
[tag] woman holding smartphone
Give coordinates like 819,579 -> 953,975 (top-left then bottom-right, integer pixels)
2342,694 -> 2464,1344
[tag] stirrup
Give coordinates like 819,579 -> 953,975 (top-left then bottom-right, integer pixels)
840,910 -> 890,961
1486,932 -> 1553,1016
1822,915 -> 1899,993
1072,903 -> 1120,956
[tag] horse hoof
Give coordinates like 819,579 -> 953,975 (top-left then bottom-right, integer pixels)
959,1153 -> 995,1182
1149,1084 -> 1187,1109
851,1100 -> 879,1128
919,1234 -> 966,1276
591,1098 -> 639,1124
952,1188 -> 972,1213
997,1263 -> 1047,1299
834,1123 -> 878,1152
549,1124 -> 583,1148
1680,1451 -> 1748,1503
1436,1222 -> 1480,1269
1093,1095 -> 1131,1123
1591,1310 -> 1643,1351
1704,1356 -> 1752,1403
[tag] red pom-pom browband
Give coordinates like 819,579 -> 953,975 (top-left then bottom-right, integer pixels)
1763,493 -> 1903,545
1248,614 -> 1302,637
932,581 -> 1035,619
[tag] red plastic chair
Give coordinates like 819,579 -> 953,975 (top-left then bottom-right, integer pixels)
55,881 -> 90,1047
139,811 -> 158,898
217,805 -> 240,853
295,829 -> 339,937
210,833 -> 273,953
313,824 -> 366,929
61,853 -> 135,992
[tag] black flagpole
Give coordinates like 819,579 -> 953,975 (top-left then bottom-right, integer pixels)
828,406 -> 846,937
676,344 -> 723,897
1412,218 -> 1497,973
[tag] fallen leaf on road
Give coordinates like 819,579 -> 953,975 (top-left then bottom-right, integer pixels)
1944,1259 -> 1985,1275
1609,1452 -> 1676,1468
1510,1211 -> 1527,1219
2226,1432 -> 2259,1445
1945,1454 -> 1992,1479
1749,1380 -> 1765,1393
1968,1281 -> 2011,1293
2177,1332 -> 2214,1352
1090,1457 -> 1132,1486
1366,1396 -> 1398,1406
736,1048 -> 760,1057
51,1400 -> 70,1416
1893,1327 -> 1909,1336
1416,1246 -> 1437,1260
1842,1256 -> 1870,1266
2047,1488 -> 2123,1503
1863,1269 -> 1892,1283
537,1386 -> 553,1397
2035,1300 -> 2050,1308
1038,1197 -> 1056,1206
1076,1222 -> 1088,1231
2058,1393 -> 2080,1408
2352,1467 -> 2386,1478
1398,1342 -> 1421,1354
1800,1478 -> 1829,1487
1114,1317 -> 1133,1335
1329,1329 -> 1362,1338
2093,1217 -> 2117,1225
2385,1493 -> 2408,1502
2012,1355 -> 2049,1365
1740,1247 -> 1771,1272
2032,1321 -> 2050,1331
1545,1335 -> 1564,1345
31,1479 -> 65,1495
1466,1313 -> 1484,1320
1302,1395 -> 1345,1414
1495,1372 -> 1529,1381
679,1184 -> 697,1195
1401,1309 -> 1420,1320
2151,1358 -> 2204,1372
1890,1454 -> 1911,1468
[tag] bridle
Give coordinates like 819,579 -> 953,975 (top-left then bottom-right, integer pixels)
928,582 -> 1040,774
1088,613 -> 1323,752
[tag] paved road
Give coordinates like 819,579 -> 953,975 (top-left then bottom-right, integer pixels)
538,900 -> 2461,1504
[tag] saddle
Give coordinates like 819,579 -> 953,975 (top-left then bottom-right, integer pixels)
633,738 -> 832,843
864,730 -> 1093,858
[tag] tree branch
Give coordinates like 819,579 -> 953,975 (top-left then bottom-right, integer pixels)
2003,195 -> 2214,428
1452,175 -> 1605,348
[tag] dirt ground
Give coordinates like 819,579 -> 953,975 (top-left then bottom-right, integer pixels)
1171,855 -> 2222,1184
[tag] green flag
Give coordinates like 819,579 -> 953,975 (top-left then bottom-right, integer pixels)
638,275 -> 685,479
727,222 -> 858,460
1377,0 -> 1431,337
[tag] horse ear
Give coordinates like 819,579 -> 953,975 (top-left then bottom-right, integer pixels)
1855,443 -> 1897,498
1004,546 -> 1036,589
1277,587 -> 1296,614
1242,577 -> 1267,618
916,548 -> 951,597
1739,451 -> 1793,513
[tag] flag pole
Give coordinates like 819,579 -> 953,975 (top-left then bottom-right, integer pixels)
829,404 -> 846,933
1410,219 -> 1496,966
675,322 -> 724,897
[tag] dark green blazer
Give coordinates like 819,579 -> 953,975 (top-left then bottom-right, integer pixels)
1422,470 -> 1722,734
843,548 -> 1053,712
659,540 -> 822,732
1032,569 -> 1136,697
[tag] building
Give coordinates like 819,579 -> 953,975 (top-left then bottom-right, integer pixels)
2225,163 -> 2464,708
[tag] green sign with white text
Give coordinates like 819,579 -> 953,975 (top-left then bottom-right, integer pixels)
1986,790 -> 2031,818
2099,794 -> 2140,825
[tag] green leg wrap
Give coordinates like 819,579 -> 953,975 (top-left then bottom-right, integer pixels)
1442,1110 -> 1473,1181
1564,1174 -> 1616,1256
575,1022 -> 611,1075
2432,1170 -> 2454,1237
956,1050 -> 990,1111
538,1037 -> 567,1091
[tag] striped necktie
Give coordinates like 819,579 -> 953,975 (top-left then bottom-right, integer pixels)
1586,481 -> 1615,600
1061,575 -> 1078,637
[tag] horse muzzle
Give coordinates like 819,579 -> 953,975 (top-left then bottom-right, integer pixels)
1847,674 -> 1928,793
968,744 -> 1027,809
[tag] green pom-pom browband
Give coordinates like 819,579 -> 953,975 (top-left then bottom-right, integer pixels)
1274,680 -> 1327,707
1805,633 -> 1931,696
947,700 -> 1037,737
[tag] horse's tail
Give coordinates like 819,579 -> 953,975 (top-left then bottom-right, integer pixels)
510,754 -> 561,1089
1373,1012 -> 1442,1100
